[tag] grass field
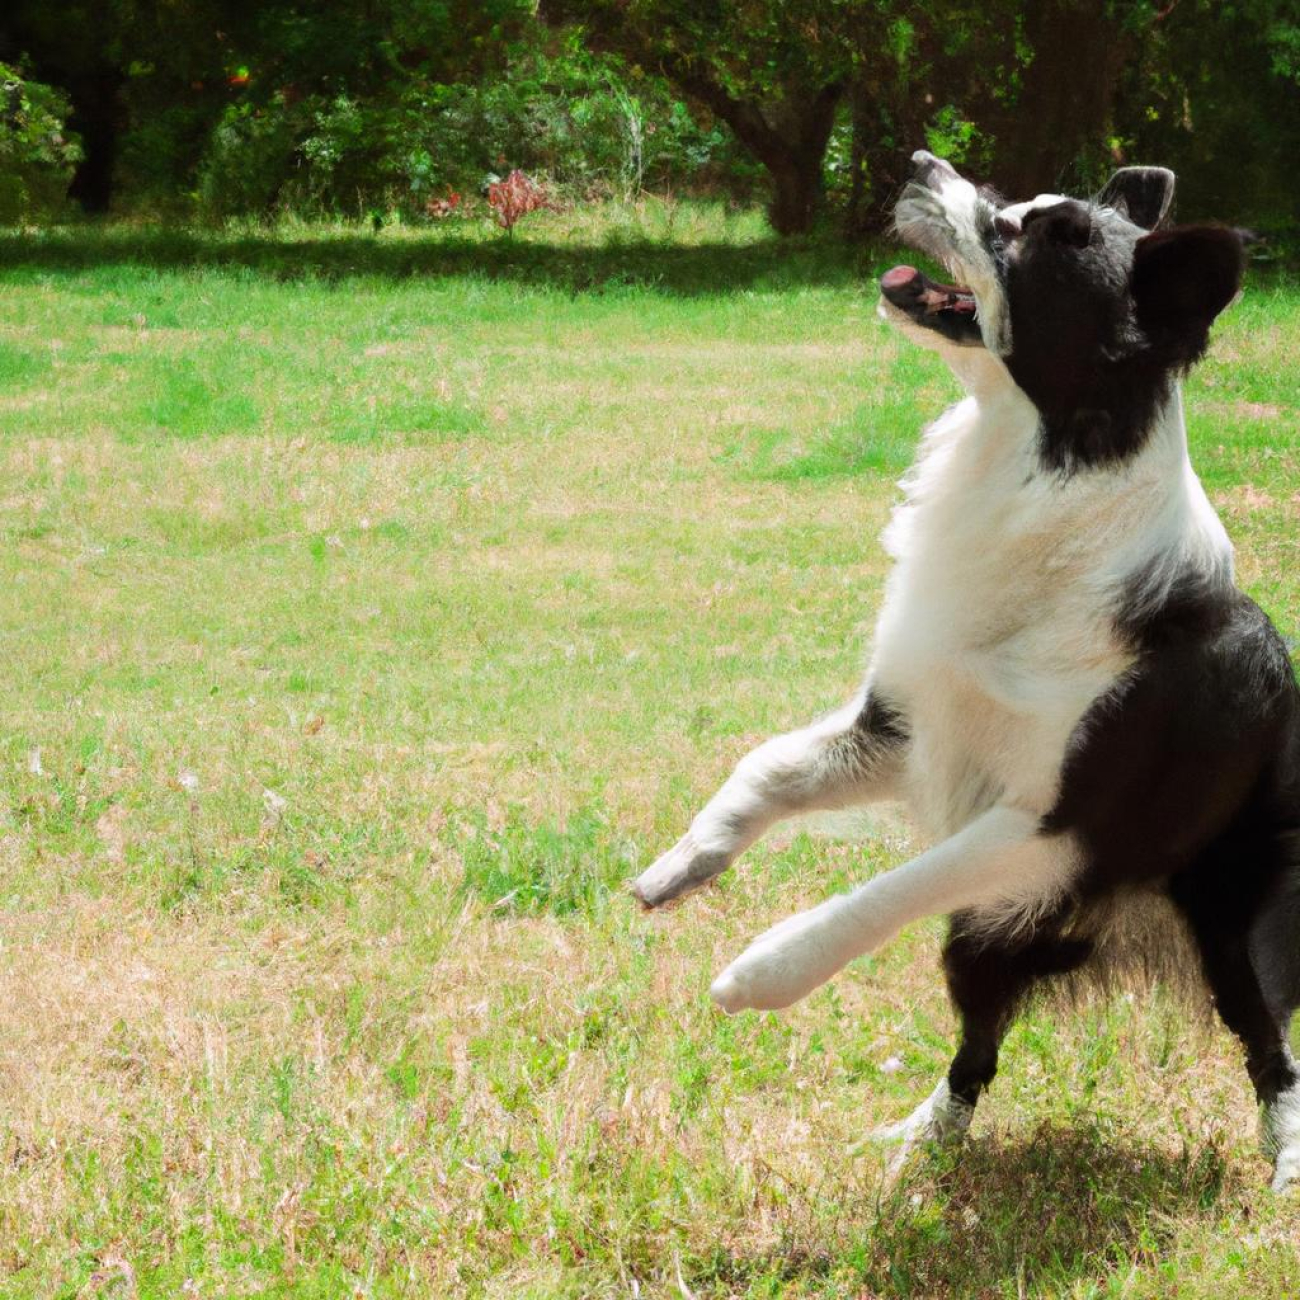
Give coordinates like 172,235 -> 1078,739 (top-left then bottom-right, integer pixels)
0,203 -> 1297,1298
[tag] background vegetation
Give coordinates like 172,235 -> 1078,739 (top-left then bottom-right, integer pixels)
2,1 -> 1299,235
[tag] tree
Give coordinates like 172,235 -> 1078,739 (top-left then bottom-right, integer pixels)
542,1 -> 1159,234
0,0 -> 529,212
540,0 -> 850,234
0,1 -> 138,211
2,0 -> 1296,229
981,1 -> 1130,199
837,0 -> 1295,230
0,61 -> 83,221
1114,0 -> 1300,227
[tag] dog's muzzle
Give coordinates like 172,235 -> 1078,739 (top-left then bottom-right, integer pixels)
880,151 -> 983,346
910,149 -> 960,192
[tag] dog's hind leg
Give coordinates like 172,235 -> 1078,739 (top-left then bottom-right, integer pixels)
868,910 -> 1092,1166
945,912 -> 1094,1104
1172,866 -> 1300,1192
709,807 -> 1080,1012
632,692 -> 908,908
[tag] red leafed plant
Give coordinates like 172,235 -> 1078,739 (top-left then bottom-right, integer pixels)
486,170 -> 551,235
426,190 -> 462,220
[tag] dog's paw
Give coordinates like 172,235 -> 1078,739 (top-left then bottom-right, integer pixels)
631,833 -> 729,909
709,900 -> 849,1013
1261,1086 -> 1300,1193
853,1079 -> 973,1177
1271,1146 -> 1300,1194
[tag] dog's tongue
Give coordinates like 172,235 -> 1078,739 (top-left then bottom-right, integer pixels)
881,264 -> 977,315
881,265 -> 924,293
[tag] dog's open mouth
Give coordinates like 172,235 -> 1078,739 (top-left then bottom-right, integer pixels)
881,265 -> 976,316
880,263 -> 984,348
881,153 -> 990,349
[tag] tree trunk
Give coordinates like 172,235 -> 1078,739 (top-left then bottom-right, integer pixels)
759,81 -> 842,235
767,154 -> 824,236
66,67 -> 123,212
845,83 -> 873,235
987,0 -> 1128,199
660,57 -> 843,236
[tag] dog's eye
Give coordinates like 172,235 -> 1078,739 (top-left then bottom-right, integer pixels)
995,214 -> 1022,241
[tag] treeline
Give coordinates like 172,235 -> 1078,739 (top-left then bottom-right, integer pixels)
2,1 -> 1298,234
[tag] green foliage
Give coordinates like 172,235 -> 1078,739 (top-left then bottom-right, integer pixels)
425,39 -> 751,201
0,62 -> 82,222
449,805 -> 639,917
196,98 -> 304,219
192,35 -> 752,220
922,105 -> 991,170
1114,0 -> 1300,231
5,1 -> 1300,232
542,0 -> 850,231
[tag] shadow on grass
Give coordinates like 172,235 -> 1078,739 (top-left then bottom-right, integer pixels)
880,1123 -> 1231,1295
700,1122 -> 1235,1297
0,226 -> 875,295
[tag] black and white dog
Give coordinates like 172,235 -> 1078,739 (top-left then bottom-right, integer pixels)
632,153 -> 1300,1189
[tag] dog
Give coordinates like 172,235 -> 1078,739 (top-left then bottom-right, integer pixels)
631,152 -> 1300,1189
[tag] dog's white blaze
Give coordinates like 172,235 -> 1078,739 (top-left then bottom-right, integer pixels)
998,194 -> 1071,223
873,377 -> 1230,841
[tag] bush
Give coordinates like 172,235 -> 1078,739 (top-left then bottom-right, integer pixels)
0,63 -> 82,223
192,38 -> 757,222
196,96 -> 306,219
196,89 -> 441,220
115,73 -> 231,216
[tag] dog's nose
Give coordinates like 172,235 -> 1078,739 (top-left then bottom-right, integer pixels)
912,150 -> 958,189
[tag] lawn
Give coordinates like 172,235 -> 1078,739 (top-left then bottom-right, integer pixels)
0,204 -> 1297,1298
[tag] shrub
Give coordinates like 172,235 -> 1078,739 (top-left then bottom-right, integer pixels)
486,169 -> 552,233
195,96 -> 306,219
191,37 -> 758,222
196,88 -> 456,220
0,63 -> 82,223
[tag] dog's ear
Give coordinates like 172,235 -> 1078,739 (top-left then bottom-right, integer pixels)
1131,225 -> 1245,348
1099,166 -> 1175,230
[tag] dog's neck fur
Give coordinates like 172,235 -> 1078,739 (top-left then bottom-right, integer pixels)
887,342 -> 1231,595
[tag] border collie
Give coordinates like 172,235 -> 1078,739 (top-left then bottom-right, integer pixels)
632,152 -> 1300,1189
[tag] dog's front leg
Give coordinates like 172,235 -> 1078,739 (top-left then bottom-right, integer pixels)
631,693 -> 906,908
710,806 -> 1078,1012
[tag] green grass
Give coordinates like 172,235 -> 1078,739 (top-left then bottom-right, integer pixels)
0,201 -> 1297,1297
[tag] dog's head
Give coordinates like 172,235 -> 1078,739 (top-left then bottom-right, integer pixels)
881,152 -> 1247,468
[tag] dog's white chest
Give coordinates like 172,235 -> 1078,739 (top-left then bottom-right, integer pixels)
869,396 -> 1134,835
